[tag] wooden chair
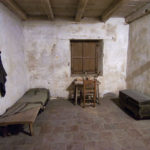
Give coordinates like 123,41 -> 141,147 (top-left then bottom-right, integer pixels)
83,79 -> 96,108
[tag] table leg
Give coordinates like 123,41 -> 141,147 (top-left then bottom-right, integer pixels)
2,126 -> 8,137
75,86 -> 78,105
97,84 -> 100,104
29,123 -> 33,136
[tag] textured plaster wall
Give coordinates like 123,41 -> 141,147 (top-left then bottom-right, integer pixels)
23,18 -> 129,98
0,3 -> 29,115
127,14 -> 150,96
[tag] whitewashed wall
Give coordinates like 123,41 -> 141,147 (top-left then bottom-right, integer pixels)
127,14 -> 150,96
23,18 -> 129,98
0,4 -> 29,115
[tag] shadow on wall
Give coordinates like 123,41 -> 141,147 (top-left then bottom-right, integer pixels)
103,92 -> 117,99
126,61 -> 150,87
66,80 -> 75,100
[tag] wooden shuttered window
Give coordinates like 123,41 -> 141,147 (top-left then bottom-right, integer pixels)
71,40 -> 103,75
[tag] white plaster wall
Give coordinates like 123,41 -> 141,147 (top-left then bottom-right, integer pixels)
0,3 -> 29,115
127,14 -> 150,96
23,18 -> 129,98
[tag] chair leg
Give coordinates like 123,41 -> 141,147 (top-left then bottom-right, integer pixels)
75,86 -> 78,105
93,99 -> 95,107
93,101 -> 96,107
83,99 -> 85,108
93,94 -> 96,107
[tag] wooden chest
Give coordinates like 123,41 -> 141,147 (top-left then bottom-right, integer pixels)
119,89 -> 150,119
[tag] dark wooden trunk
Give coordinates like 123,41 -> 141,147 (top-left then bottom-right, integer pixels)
119,89 -> 150,119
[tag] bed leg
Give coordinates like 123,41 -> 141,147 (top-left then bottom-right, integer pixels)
2,126 -> 8,137
29,123 -> 33,136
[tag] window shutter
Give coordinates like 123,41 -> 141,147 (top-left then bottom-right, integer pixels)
71,41 -> 83,74
83,41 -> 96,73
71,40 -> 103,75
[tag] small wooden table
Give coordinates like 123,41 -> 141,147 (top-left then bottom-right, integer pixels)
74,79 -> 100,105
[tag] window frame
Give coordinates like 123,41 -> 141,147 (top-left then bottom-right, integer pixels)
70,39 -> 103,76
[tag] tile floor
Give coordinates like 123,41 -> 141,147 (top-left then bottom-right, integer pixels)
0,95 -> 150,150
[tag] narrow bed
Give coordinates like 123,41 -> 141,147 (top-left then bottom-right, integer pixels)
0,88 -> 49,136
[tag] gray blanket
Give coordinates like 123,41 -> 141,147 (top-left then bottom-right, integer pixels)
0,88 -> 49,118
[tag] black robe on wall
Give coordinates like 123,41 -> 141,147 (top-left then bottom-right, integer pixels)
0,52 -> 7,97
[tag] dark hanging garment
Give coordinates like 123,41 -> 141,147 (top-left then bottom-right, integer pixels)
0,52 -> 7,97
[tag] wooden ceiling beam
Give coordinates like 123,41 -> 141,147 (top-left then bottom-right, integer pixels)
101,0 -> 126,22
43,0 -> 54,20
75,0 -> 88,22
1,0 -> 27,20
125,3 -> 150,23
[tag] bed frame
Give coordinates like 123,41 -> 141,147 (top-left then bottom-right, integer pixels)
0,88 -> 49,136
0,106 -> 40,136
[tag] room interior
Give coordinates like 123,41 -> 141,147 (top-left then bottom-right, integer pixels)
0,0 -> 150,149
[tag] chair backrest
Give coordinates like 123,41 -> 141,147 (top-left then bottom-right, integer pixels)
83,79 -> 96,92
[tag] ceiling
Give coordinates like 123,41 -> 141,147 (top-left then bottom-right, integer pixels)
1,0 -> 150,23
